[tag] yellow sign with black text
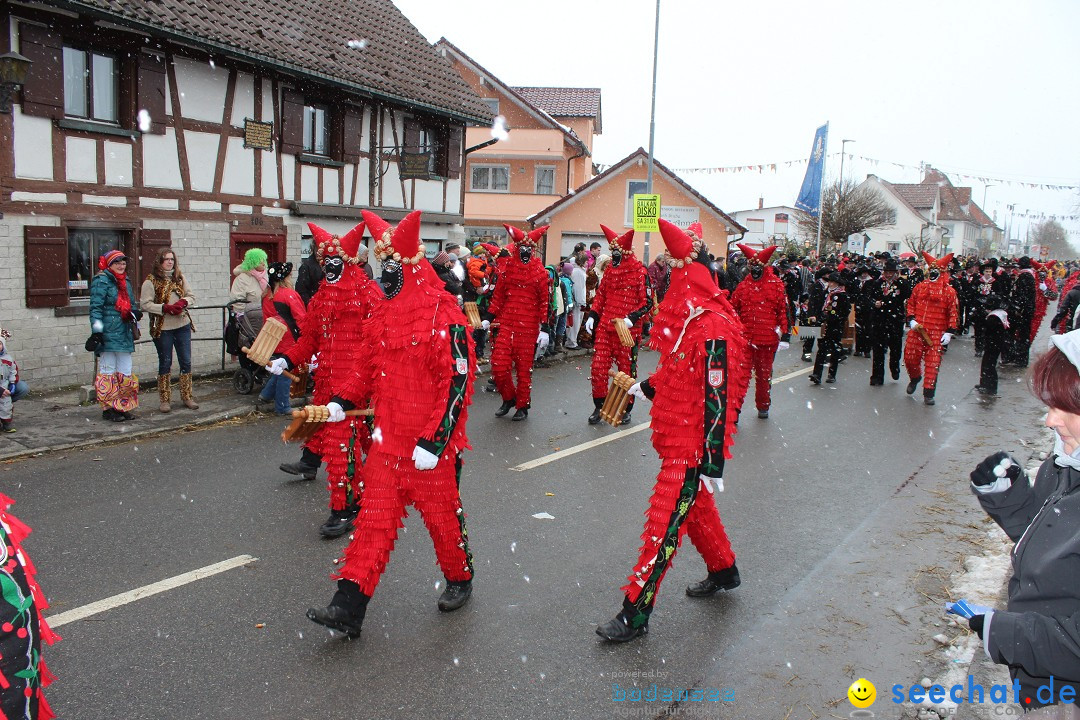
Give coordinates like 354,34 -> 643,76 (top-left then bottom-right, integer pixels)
633,194 -> 661,232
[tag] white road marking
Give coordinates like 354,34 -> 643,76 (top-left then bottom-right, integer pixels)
511,365 -> 813,472
45,554 -> 257,628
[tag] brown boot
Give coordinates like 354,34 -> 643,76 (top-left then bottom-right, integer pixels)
158,375 -> 171,413
179,373 -> 199,410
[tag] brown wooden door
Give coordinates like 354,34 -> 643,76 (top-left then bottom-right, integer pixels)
230,233 -> 286,276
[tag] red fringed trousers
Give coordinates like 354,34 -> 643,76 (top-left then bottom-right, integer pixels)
622,458 -> 736,613
336,449 -> 473,596
745,343 -> 778,411
590,326 -> 638,398
491,328 -> 537,409
319,418 -> 369,511
904,336 -> 943,390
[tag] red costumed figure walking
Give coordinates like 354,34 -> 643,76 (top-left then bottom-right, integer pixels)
596,219 -> 750,643
1031,260 -> 1057,342
904,252 -> 959,406
306,210 -> 477,638
267,222 -> 383,537
729,244 -> 788,419
585,224 -> 652,426
488,224 -> 551,421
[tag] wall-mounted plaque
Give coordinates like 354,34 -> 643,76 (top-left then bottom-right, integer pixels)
399,152 -> 432,180
244,119 -> 274,150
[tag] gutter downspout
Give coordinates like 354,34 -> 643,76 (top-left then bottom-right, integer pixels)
566,142 -> 587,195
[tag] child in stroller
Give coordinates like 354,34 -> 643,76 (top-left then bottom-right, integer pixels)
224,306 -> 266,394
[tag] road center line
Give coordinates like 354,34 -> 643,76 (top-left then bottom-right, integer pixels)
511,364 -> 813,472
45,554 -> 257,628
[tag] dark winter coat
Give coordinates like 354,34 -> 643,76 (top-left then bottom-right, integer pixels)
975,457 -> 1080,708
1052,285 -> 1080,333
1011,270 -> 1037,329
295,255 -> 324,306
89,271 -> 142,354
865,276 -> 909,337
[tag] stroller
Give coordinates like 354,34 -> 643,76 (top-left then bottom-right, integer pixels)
224,306 -> 266,394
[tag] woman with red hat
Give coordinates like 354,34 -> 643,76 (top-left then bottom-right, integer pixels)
88,249 -> 143,422
596,219 -> 750,643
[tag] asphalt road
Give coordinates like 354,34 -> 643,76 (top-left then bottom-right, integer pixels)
0,334 -> 1043,719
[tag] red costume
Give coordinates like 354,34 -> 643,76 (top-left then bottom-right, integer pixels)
489,225 -> 551,418
729,244 -> 788,416
586,225 -> 651,423
904,252 -> 959,404
307,210 -> 476,637
1031,261 -> 1057,342
281,223 -> 383,530
1058,270 -> 1080,334
597,219 -> 750,642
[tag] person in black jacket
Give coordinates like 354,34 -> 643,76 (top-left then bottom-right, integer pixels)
1007,256 -> 1037,367
295,253 -> 324,306
432,251 -> 464,303
809,272 -> 850,385
852,265 -> 878,357
1051,281 -> 1080,334
970,260 -> 997,355
801,269 -> 829,361
975,293 -> 1008,395
866,259 -> 908,385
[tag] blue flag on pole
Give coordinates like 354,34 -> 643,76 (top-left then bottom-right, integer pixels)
795,123 -> 829,216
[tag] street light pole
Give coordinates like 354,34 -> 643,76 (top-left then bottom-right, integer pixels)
643,0 -> 660,265
838,139 -> 855,189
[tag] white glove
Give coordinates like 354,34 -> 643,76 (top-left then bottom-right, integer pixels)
778,341 -> 790,350
412,444 -> 439,471
325,402 -> 346,423
909,319 -> 919,330
623,317 -> 634,329
585,317 -> 595,334
774,326 -> 782,337
480,284 -> 492,294
1040,282 -> 1048,291
628,382 -> 647,400
537,330 -> 550,347
481,319 -> 490,331
941,332 -> 952,346
699,475 -> 724,493
266,357 -> 289,376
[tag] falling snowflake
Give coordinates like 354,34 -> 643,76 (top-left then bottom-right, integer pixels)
137,109 -> 152,133
347,39 -> 368,50
490,115 -> 509,142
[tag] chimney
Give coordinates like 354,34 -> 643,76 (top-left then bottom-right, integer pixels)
758,197 -> 764,210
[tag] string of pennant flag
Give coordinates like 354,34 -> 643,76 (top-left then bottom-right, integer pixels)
599,152 -> 1079,193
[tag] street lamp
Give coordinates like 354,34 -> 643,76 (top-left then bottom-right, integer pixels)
838,139 -> 855,188
0,51 -> 32,114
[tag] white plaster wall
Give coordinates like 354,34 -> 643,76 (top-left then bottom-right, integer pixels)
445,178 -> 461,214
142,129 -> 184,189
412,179 -> 443,212
322,168 -> 339,205
230,72 -> 255,127
172,56 -> 228,123
280,155 -> 295,200
342,165 -> 355,204
357,158 -> 371,202
13,110 -> 53,180
261,151 -> 279,198
857,178 -> 932,255
66,137 -> 98,184
300,165 -> 318,202
184,131 -> 220,192
260,81 -> 274,123
104,141 -> 133,186
220,137 -> 254,196
380,163 -> 405,208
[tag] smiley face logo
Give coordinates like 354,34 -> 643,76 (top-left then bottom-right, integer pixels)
847,678 -> 876,708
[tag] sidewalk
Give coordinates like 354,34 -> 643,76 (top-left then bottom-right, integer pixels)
0,347 -> 593,463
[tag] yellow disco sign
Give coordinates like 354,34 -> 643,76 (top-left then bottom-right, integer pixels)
633,194 -> 660,232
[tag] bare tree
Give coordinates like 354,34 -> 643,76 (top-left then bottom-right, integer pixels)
1029,219 -> 1077,260
796,179 -> 896,255
903,232 -> 941,256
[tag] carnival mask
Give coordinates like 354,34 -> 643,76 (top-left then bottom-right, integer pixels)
381,259 -> 404,299
323,257 -> 345,285
928,268 -> 941,281
518,246 -> 533,264
610,250 -> 623,268
749,264 -> 764,279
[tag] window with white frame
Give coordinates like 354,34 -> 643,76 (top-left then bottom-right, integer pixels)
481,98 -> 500,115
624,180 -> 649,226
419,127 -> 445,176
471,165 -> 510,193
303,105 -> 329,155
535,166 -> 555,195
745,218 -> 765,233
63,46 -> 118,122
887,241 -> 900,253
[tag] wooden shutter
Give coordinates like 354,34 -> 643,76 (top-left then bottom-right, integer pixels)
136,229 -> 171,298
136,52 -> 167,135
19,23 -> 64,119
403,119 -> 421,153
24,227 -> 69,308
446,126 -> 463,179
340,105 -> 363,163
280,89 -> 305,155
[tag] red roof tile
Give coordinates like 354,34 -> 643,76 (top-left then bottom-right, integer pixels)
61,0 -> 492,123
890,184 -> 939,209
511,87 -> 602,132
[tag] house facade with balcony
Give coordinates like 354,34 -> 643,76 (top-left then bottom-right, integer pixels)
0,0 -> 490,389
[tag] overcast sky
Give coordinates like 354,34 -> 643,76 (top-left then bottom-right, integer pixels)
395,0 -> 1080,246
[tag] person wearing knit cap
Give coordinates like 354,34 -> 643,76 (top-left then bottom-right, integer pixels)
583,225 -> 652,425
729,244 -> 787,418
596,218 -> 750,643
432,250 -> 464,301
89,249 -> 143,422
267,222 -> 383,537
903,252 -> 959,405
306,210 -> 477,638
809,271 -> 850,385
486,224 -> 551,421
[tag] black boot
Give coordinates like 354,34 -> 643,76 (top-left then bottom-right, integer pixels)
495,399 -> 515,417
757,408 -> 769,418
596,599 -> 649,643
620,398 -> 633,425
437,579 -> 473,612
906,376 -> 921,395
686,564 -> 741,597
825,371 -> 836,384
281,448 -> 320,480
319,505 -> 358,538
924,389 -> 936,406
588,397 -> 604,425
307,579 -> 369,638
809,374 -> 821,385
511,407 -> 528,421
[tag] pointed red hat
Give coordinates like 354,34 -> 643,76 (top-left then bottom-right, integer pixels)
735,243 -> 778,264
921,251 -> 954,269
502,223 -> 549,247
657,218 -> 702,266
688,222 -> 704,240
309,221 -> 367,263
1032,259 -> 1044,272
600,224 -> 635,253
363,210 -> 424,265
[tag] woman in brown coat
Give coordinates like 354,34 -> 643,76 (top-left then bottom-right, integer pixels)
140,248 -> 198,412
